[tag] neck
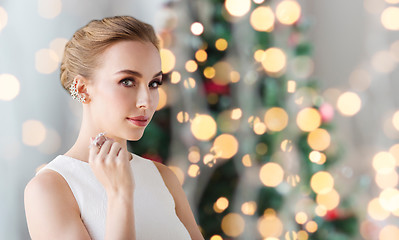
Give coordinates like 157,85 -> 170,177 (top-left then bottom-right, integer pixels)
64,109 -> 129,163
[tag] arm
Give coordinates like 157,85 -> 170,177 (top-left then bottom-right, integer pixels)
153,162 -> 204,240
105,193 -> 135,240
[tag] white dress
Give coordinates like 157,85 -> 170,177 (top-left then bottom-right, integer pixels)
35,153 -> 191,240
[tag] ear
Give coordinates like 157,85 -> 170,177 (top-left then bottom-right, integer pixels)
74,75 -> 91,103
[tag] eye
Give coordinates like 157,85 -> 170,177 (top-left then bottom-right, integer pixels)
120,78 -> 135,87
149,80 -> 163,89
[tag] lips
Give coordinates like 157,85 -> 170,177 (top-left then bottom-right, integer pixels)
127,116 -> 149,127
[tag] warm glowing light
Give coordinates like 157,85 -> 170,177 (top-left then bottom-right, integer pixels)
276,0 -> 301,25
195,49 -> 208,62
264,107 -> 289,132
372,50 -> 396,73
160,49 -> 176,73
204,67 -> 216,79
386,0 -> 399,3
156,87 -> 167,110
307,128 -> 331,151
0,7 -> 8,31
392,111 -> 399,131
188,147 -> 200,163
281,139 -> 293,152
297,231 -> 309,240
203,153 -> 216,166
372,151 -> 396,174
213,61 -> 233,85
296,108 -> 321,132
225,0 -> 251,17
215,38 -> 228,51
191,22 -> 204,35
250,6 -> 275,32
381,7 -> 399,31
261,48 -> 287,75
231,108 -> 242,120
242,154 -> 252,167
389,144 -> 399,166
171,71 -> 181,84
379,188 -> 399,212
168,166 -> 185,185
230,71 -> 240,83
253,0 -> 265,3
210,235 -> 223,240
257,209 -> 283,238
336,92 -> 362,116
0,74 -> 20,101
241,201 -> 257,215
187,164 -> 200,177
287,80 -> 296,93
35,49 -> 59,74
49,38 -> 68,62
305,221 -> 318,233
213,134 -> 239,159
316,189 -> 340,210
183,77 -> 196,89
349,69 -> 371,92
221,213 -> 245,237
214,197 -> 229,213
254,49 -> 265,62
191,114 -> 217,141
376,170 -> 398,189
260,162 -> 284,187
315,205 -> 327,217
309,151 -> 326,165
295,212 -> 308,224
380,225 -> 399,240
286,174 -> 300,187
368,198 -> 390,220
38,0 -> 62,19
22,120 -> 47,146
310,171 -> 334,194
185,60 -> 198,72
254,122 -> 267,135
176,111 -> 190,123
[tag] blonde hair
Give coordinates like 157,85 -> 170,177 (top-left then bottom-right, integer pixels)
60,15 -> 160,91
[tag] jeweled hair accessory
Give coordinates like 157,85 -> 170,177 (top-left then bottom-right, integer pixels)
69,79 -> 86,103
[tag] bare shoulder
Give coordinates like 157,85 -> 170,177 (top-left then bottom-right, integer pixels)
24,170 -> 91,239
152,161 -> 204,240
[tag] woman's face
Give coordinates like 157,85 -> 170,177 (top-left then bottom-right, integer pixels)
86,40 -> 162,141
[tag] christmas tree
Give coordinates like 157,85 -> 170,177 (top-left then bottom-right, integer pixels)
129,0 -> 359,239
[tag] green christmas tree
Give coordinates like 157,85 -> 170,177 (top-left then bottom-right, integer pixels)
129,0 -> 359,239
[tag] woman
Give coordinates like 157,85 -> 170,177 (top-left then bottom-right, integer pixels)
24,16 -> 204,240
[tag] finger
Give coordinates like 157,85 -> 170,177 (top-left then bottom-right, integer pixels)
108,142 -> 122,158
98,139 -> 113,158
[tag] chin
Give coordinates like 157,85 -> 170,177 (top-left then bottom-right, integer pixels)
126,131 -> 145,141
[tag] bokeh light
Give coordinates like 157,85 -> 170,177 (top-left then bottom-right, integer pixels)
156,87 -> 167,110
191,22 -> 204,35
316,189 -> 340,210
381,7 -> 399,31
305,221 -> 318,233
185,60 -> 198,72
376,170 -> 398,189
190,114 -> 217,141
264,107 -> 289,132
260,162 -> 284,187
295,212 -> 308,224
310,171 -> 334,194
204,67 -> 216,79
176,111 -> 190,123
160,48 -> 176,73
215,38 -> 228,51
287,80 -> 296,93
368,198 -> 390,220
35,49 -> 59,74
296,108 -> 321,132
372,151 -> 396,174
309,151 -> 327,165
212,134 -> 239,159
257,209 -> 283,238
307,128 -> 331,151
250,6 -> 275,32
242,154 -> 252,167
183,77 -> 196,89
195,49 -> 208,62
38,0 -> 62,19
213,61 -> 233,85
22,120 -> 47,146
0,6 -> 8,31
379,188 -> 399,212
392,110 -> 399,131
214,197 -> 229,213
380,225 -> 399,240
170,71 -> 181,84
221,213 -> 245,237
241,201 -> 257,215
187,164 -> 200,177
276,0 -> 301,25
224,0 -> 251,17
336,91 -> 362,116
0,74 -> 20,101
261,48 -> 287,75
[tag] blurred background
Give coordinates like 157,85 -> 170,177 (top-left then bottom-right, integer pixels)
1,0 -> 399,239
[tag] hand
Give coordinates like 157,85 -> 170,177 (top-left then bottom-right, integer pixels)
88,133 -> 134,198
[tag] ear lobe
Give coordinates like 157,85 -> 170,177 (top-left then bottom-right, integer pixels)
74,75 -> 91,103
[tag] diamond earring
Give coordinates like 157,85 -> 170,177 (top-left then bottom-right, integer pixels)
69,79 -> 86,103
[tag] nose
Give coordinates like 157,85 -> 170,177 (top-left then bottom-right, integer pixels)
136,84 -> 150,109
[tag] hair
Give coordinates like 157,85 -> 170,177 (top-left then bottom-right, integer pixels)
60,15 -> 160,92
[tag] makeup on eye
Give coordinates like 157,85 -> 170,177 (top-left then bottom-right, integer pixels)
119,77 -> 162,88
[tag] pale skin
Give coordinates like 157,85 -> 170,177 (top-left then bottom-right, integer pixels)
24,40 -> 204,240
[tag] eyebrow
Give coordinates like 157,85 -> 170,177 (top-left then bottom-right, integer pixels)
115,69 -> 163,78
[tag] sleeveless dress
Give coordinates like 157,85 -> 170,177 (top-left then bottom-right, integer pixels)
35,153 -> 191,240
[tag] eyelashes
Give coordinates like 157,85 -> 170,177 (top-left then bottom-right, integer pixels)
119,78 -> 162,89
